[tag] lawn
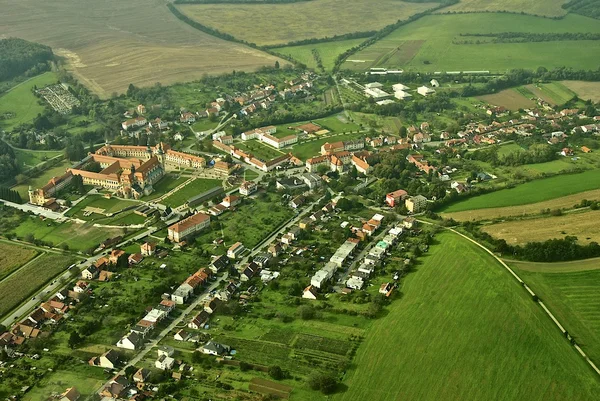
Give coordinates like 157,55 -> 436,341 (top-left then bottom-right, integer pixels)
65,195 -> 138,219
192,119 -> 218,133
273,39 -> 367,71
510,259 -> 600,367
291,132 -> 365,160
177,0 -> 437,46
159,178 -> 222,207
438,0 -> 569,17
13,149 -> 63,169
144,174 -> 188,201
235,140 -> 285,161
482,209 -> 600,245
22,367 -> 106,401
334,231 -> 600,401
314,114 -> 360,133
12,159 -> 71,200
0,241 -> 38,281
0,72 -> 58,130
343,13 -> 600,72
0,253 -> 75,318
439,169 -> 600,213
11,217 -> 126,252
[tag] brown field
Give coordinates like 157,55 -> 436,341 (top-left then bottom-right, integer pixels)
369,40 -> 425,68
482,209 -> 600,245
0,0 -> 284,98
249,378 -> 292,399
177,0 -> 437,46
507,257 -> 600,273
438,0 -> 568,17
477,89 -> 535,111
442,189 -> 600,221
0,242 -> 38,281
560,81 -> 600,102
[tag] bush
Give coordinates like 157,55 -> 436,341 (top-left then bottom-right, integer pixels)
239,361 -> 252,372
308,373 -> 338,394
268,365 -> 285,380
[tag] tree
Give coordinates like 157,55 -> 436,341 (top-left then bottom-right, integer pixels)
274,61 -> 280,69
268,365 -> 284,380
239,361 -> 252,372
309,373 -> 338,394
68,331 -> 82,349
299,305 -> 315,320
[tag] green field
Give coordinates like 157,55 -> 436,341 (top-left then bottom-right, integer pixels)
343,13 -> 600,72
159,178 -> 223,207
291,132 -> 364,160
22,368 -> 106,401
526,82 -> 577,105
192,119 -> 218,133
235,140 -> 285,160
0,253 -> 75,317
143,174 -> 188,201
65,195 -> 138,219
439,0 -> 569,17
335,231 -> 600,401
510,259 -> 600,367
13,149 -> 63,169
273,39 -> 366,71
12,160 -> 71,200
0,72 -> 58,130
0,242 -> 38,281
440,169 -> 600,213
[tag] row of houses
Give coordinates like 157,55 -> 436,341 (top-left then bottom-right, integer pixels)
212,140 -> 297,172
115,299 -> 177,350
241,126 -> 298,149
385,189 -> 429,213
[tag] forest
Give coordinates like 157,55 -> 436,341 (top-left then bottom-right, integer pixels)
0,141 -> 20,184
0,38 -> 54,82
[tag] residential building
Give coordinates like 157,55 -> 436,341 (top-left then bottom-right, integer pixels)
386,189 -> 408,208
168,213 -> 211,243
417,86 -> 435,96
227,242 -> 246,259
140,242 -> 156,256
405,195 -> 428,213
239,180 -> 258,196
202,341 -> 231,356
303,285 -> 318,300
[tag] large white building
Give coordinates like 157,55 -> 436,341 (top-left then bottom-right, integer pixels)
417,86 -> 435,97
167,213 -> 211,243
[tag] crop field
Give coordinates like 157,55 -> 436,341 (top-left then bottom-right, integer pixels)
159,178 -> 222,207
510,260 -> 600,366
439,169 -> 600,214
560,81 -> 600,102
442,188 -> 600,221
482,209 -> 600,245
0,0 -> 283,98
0,72 -> 58,131
11,217 -> 125,252
334,231 -> 600,401
477,89 -> 536,111
12,160 -> 71,200
273,39 -> 367,71
438,0 -> 569,17
291,132 -> 364,160
235,140 -> 285,160
342,13 -> 600,72
0,253 -> 75,317
0,242 -> 38,281
525,82 -> 577,105
177,0 -> 437,46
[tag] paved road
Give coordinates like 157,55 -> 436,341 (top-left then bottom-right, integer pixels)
0,199 -> 68,221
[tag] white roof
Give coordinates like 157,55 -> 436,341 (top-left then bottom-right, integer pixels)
372,213 -> 385,221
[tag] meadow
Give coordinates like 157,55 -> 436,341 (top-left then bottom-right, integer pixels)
560,81 -> 600,102
438,0 -> 569,17
14,148 -> 63,169
525,82 -> 577,105
439,169 -> 600,213
159,177 -> 222,207
177,0 -> 437,46
0,253 -> 75,318
0,72 -> 58,131
0,0 -> 283,97
12,160 -> 71,200
482,209 -> 600,244
273,39 -> 367,71
342,13 -> 600,72
143,174 -> 189,201
65,195 -> 139,219
235,140 -> 285,161
510,259 -> 600,366
0,242 -> 38,281
334,231 -> 600,401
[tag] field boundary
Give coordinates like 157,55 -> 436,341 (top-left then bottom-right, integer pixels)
418,220 -> 600,377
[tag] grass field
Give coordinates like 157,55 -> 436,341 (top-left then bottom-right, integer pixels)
442,188 -> 600,221
159,178 -> 222,207
192,119 -> 218,133
0,253 -> 75,318
0,72 -> 57,131
22,367 -> 106,401
525,82 -> 577,105
438,0 -> 569,17
143,174 -> 188,201
439,169 -> 600,213
0,0 -> 283,97
11,160 -> 71,200
335,231 -> 600,401
13,148 -> 63,169
342,13 -> 600,72
0,242 -> 38,281
291,132 -> 364,160
483,209 -> 600,244
273,39 -> 366,71
560,81 -> 600,102
477,89 -> 536,111
236,140 -> 285,160
178,0 -> 436,46
510,259 -> 600,366
65,195 -> 138,219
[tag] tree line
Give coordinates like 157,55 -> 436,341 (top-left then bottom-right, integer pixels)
175,0 -> 310,3
454,32 -> 600,44
0,38 -> 53,82
468,143 -> 559,167
0,186 -> 22,203
563,0 -> 600,20
0,141 -> 20,184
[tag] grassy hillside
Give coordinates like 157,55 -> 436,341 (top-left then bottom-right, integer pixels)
335,231 -> 600,401
177,0 -> 437,46
273,39 -> 366,70
439,169 -> 600,213
343,13 -> 600,72
0,72 -> 57,130
510,259 -> 600,366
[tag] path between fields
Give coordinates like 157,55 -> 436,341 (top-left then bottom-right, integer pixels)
418,219 -> 600,377
502,257 -> 600,273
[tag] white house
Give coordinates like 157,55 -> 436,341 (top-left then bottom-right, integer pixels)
430,79 -> 440,87
116,332 -> 143,350
417,86 -> 435,96
155,354 -> 175,370
302,285 -> 318,300
201,341 -> 231,356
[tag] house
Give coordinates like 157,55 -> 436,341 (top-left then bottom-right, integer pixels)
201,341 -> 231,356
155,354 -> 175,370
128,253 -> 144,265
109,249 -> 126,265
180,112 -> 196,123
98,270 -> 114,282
302,285 -> 318,300
430,79 -> 440,87
253,253 -> 271,268
222,195 -> 241,208
137,104 -> 146,115
60,387 -> 80,401
210,254 -> 230,273
174,329 -> 190,342
290,195 -> 306,209
81,266 -> 99,280
168,213 -> 211,243
405,195 -> 428,213
133,368 -> 151,384
403,217 -> 417,229
346,276 -> 364,290
268,243 -> 283,257
227,242 -> 246,259
417,86 -> 435,96
240,262 -> 261,282
204,297 -> 222,314
189,311 -> 210,329
117,331 -> 143,350
158,345 -> 175,358
379,282 -> 393,295
90,349 -> 120,369
100,375 -> 130,399
276,177 -> 307,191
581,146 -> 592,153
299,217 -> 312,229
560,147 -> 574,157
140,242 -> 156,256
240,180 -> 258,196
131,319 -> 154,336
386,189 -> 408,208
302,173 -> 322,189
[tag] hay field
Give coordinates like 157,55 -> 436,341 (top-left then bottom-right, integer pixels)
442,189 -> 600,221
438,0 -> 569,17
177,0 -> 437,46
0,242 -> 37,281
342,13 -> 600,72
482,210 -> 600,245
510,260 -> 600,365
334,231 -> 600,401
525,82 -> 577,105
0,0 -> 283,98
560,81 -> 600,102
477,89 -> 536,111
